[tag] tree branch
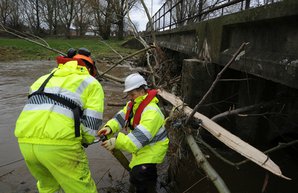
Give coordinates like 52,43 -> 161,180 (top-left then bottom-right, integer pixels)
99,45 -> 155,76
185,42 -> 249,124
186,133 -> 231,193
235,139 -> 298,166
0,23 -> 65,56
158,89 -> 290,180
211,101 -> 274,122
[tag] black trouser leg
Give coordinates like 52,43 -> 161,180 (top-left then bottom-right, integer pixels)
129,164 -> 157,193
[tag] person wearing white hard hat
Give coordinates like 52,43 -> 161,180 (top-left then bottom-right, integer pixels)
98,73 -> 169,193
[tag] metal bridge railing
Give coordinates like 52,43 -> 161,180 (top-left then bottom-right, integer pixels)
148,0 -> 282,31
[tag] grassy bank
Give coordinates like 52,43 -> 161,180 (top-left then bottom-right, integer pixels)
0,37 -> 138,61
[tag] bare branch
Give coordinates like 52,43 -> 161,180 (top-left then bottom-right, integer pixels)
98,35 -> 123,59
99,46 -> 155,76
0,23 -> 66,56
186,133 -> 231,193
158,89 -> 290,180
196,137 -> 239,168
126,4 -> 157,87
182,176 -> 207,193
235,139 -> 298,166
185,42 -> 249,124
211,101 -> 274,122
140,0 -> 156,44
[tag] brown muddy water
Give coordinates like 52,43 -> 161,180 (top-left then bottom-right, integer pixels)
0,60 -> 134,193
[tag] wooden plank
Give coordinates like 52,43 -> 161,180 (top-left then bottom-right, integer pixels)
158,89 -> 290,180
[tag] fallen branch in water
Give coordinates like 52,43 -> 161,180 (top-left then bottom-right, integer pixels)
167,99 -> 230,193
195,137 -> 238,168
235,139 -> 298,166
211,101 -> 274,122
186,133 -> 231,193
158,89 -> 290,180
185,42 -> 249,124
182,176 -> 207,193
196,137 -> 298,169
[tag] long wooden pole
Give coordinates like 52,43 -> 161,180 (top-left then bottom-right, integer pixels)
186,133 -> 231,193
158,89 -> 290,180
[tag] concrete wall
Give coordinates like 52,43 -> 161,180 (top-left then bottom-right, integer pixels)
149,2 -> 298,191
149,0 -> 298,89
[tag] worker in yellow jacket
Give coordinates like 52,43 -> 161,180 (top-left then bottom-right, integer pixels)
15,48 -> 104,193
98,73 -> 169,193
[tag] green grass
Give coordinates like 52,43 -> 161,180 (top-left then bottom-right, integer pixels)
0,37 -> 138,61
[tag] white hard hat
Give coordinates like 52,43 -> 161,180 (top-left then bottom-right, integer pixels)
123,73 -> 147,92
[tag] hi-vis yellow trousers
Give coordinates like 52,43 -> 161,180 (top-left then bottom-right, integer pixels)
19,143 -> 97,193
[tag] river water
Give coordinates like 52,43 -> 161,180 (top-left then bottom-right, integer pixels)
0,60 -> 133,193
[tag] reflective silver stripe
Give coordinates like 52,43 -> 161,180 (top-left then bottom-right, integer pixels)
112,117 -> 122,129
23,104 -> 73,118
156,125 -> 165,136
129,125 -> 151,147
76,76 -> 95,95
128,125 -> 167,148
114,111 -> 126,128
127,132 -> 143,149
82,108 -> 103,131
31,76 -> 96,107
135,125 -> 152,140
28,92 -> 79,111
81,115 -> 102,131
150,126 -> 167,143
82,125 -> 98,136
42,87 -> 83,107
83,109 -> 103,119
142,106 -> 164,119
23,103 -> 101,136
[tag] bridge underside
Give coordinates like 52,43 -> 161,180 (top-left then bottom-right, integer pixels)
149,0 -> 298,89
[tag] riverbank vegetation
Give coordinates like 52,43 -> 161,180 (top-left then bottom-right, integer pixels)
0,37 -> 138,61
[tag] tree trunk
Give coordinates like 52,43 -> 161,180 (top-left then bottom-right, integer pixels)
102,0 -> 112,40
35,0 -> 40,35
117,16 -> 124,40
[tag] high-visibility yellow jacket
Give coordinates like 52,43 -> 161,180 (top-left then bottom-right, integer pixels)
105,94 -> 169,168
15,61 -> 104,146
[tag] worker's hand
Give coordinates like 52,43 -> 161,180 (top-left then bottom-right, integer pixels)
102,137 -> 116,151
98,126 -> 111,136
